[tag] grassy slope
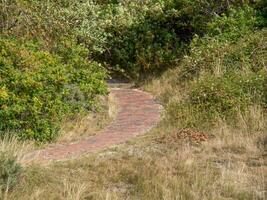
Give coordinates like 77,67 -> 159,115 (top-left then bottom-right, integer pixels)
3,29 -> 266,200
4,116 -> 265,200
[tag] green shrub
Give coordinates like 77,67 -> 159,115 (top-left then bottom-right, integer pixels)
168,72 -> 267,128
255,0 -> 267,27
190,73 -> 266,114
164,9 -> 266,128
207,6 -> 258,41
95,0 -> 204,78
92,0 -> 256,79
0,0 -> 258,79
0,38 -> 107,142
0,0 -> 72,48
177,28 -> 266,82
0,0 -> 110,54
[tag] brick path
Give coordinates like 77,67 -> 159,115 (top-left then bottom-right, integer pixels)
27,88 -> 162,161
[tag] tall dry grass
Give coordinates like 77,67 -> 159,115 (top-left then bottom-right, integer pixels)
0,137 -> 34,200
57,93 -> 117,144
5,105 -> 265,199
0,137 -> 34,165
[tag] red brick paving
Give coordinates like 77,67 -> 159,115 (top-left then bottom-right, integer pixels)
27,88 -> 162,161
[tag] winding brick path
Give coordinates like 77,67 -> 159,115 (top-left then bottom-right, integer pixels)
27,88 -> 162,161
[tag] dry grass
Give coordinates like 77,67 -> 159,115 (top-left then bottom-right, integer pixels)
2,69 -> 266,199
0,137 -> 34,165
3,58 -> 267,199
142,67 -> 266,199
2,71 -> 266,199
4,106 -> 265,199
143,70 -> 184,104
0,137 -> 34,200
57,93 -> 117,144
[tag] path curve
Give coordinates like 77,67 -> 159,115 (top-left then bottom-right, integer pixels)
26,88 -> 162,161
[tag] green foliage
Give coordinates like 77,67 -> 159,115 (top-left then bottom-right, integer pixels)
0,0 -> 108,142
177,23 -> 266,82
94,0 -> 202,78
58,1 -> 110,54
0,0 -> 71,47
89,0 -> 258,79
168,72 -> 267,128
207,6 -> 259,41
191,72 -> 266,115
164,8 -> 267,128
0,152 -> 21,192
255,0 -> 267,27
0,0 -> 107,54
0,0 -> 260,79
0,38 -> 107,142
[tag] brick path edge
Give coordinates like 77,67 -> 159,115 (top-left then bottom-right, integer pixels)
24,88 -> 163,162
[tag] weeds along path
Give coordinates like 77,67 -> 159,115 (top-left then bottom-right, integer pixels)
25,88 -> 162,162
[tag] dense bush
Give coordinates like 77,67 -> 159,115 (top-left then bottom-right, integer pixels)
175,6 -> 264,81
0,1 -> 108,142
0,0 -> 109,54
92,0 -> 256,79
194,73 -> 265,117
0,0 -> 71,48
168,72 -> 266,127
0,0 -> 258,80
164,6 -> 267,128
0,38 -> 107,142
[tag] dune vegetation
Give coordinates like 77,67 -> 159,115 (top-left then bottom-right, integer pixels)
0,0 -> 266,199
